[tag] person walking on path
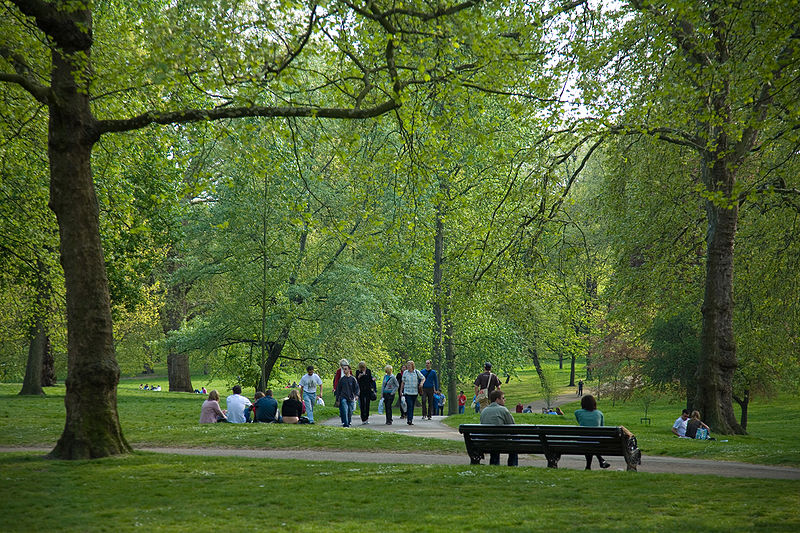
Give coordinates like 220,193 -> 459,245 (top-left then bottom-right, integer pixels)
480,389 -> 518,466
420,360 -> 439,420
299,365 -> 323,424
333,359 -> 349,408
400,360 -> 425,425
226,385 -> 252,423
381,365 -> 399,425
577,379 -> 584,396
474,362 -> 501,410
356,361 -> 377,424
574,394 -> 611,470
335,364 -> 359,427
395,364 -> 407,419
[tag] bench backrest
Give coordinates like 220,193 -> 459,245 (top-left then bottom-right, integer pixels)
458,424 -> 627,456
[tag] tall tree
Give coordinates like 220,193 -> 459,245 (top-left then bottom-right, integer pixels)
1,0 -> 488,459
572,0 -> 800,433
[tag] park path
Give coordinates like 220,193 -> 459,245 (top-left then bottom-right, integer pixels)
4,394 -> 799,480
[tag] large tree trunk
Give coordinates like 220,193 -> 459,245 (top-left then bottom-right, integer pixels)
443,291 -> 457,414
695,159 -> 744,435
47,45 -> 130,459
431,200 -> 445,371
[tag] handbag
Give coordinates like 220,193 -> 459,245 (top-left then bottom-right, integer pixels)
370,389 -> 377,401
476,373 -> 494,405
378,397 -> 385,414
401,395 -> 407,411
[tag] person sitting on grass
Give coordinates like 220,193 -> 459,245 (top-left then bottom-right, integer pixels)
672,408 -> 691,437
253,390 -> 280,423
199,390 -> 228,423
226,385 -> 252,423
281,389 -> 304,424
685,410 -> 714,440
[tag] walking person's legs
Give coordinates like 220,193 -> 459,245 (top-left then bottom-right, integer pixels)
383,393 -> 394,424
303,390 -> 315,423
405,394 -> 417,424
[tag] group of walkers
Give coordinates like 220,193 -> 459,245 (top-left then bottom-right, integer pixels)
332,358 -> 446,427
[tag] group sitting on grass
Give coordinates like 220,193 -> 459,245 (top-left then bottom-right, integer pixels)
199,386 -> 311,424
672,408 -> 715,440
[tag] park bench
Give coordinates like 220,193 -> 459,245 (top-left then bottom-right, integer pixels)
458,424 -> 642,471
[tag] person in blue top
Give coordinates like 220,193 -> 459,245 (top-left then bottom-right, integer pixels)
420,359 -> 439,420
253,389 -> 279,423
574,394 -> 611,470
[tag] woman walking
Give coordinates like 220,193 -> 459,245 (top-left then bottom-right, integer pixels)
381,365 -> 399,425
335,364 -> 360,427
356,361 -> 377,424
400,360 -> 425,426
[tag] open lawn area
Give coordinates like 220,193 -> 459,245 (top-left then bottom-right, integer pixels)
2,377 -> 799,466
1,451 -> 798,532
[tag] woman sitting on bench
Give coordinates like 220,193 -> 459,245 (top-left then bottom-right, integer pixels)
574,395 -> 611,470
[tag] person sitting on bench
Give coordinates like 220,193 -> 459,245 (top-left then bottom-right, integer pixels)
479,389 -> 518,466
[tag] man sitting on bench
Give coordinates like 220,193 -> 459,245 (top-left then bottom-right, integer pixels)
479,389 -> 518,466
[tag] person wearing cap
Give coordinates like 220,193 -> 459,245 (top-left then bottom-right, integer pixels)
225,385 -> 252,423
474,362 -> 502,410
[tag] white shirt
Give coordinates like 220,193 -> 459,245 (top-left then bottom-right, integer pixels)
226,393 -> 252,423
673,416 -> 688,437
299,373 -> 323,394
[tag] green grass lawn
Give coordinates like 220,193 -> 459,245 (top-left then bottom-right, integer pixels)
0,451 -> 797,532
2,369 -> 799,466
445,393 -> 800,467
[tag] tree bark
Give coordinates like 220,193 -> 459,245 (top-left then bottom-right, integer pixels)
41,334 -> 56,386
162,247 -> 193,392
47,45 -> 130,459
695,159 -> 744,435
19,316 -> 46,396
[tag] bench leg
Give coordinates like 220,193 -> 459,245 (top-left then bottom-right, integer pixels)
469,452 -> 484,465
545,452 -> 560,468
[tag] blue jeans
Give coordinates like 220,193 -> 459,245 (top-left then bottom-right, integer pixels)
490,453 -> 518,466
339,398 -> 355,426
303,390 -> 316,423
405,394 -> 418,423
459,405 -> 465,414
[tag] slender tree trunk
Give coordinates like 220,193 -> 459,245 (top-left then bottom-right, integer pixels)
695,159 -> 744,435
20,317 -> 47,396
41,334 -> 56,386
528,347 -> 546,386
733,390 -> 749,431
163,247 -> 193,392
431,200 -> 445,371
47,45 -> 131,458
444,290 -> 457,414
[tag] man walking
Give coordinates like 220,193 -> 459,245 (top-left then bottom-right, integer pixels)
299,365 -> 323,424
577,379 -> 584,396
474,362 -> 501,410
480,389 -> 518,466
420,360 -> 439,420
